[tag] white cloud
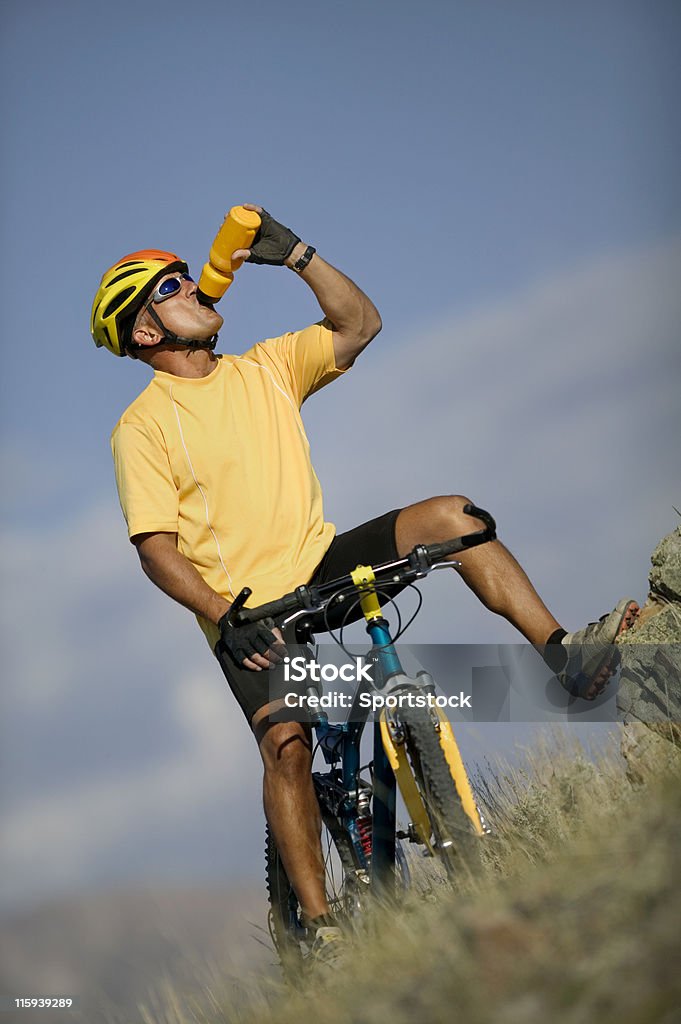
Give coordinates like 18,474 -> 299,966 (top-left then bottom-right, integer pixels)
0,669 -> 259,906
0,504 -> 261,907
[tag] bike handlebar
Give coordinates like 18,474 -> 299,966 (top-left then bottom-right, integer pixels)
423,503 -> 496,561
232,503 -> 496,627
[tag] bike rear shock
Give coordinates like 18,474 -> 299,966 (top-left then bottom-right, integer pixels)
356,787 -> 372,862
356,815 -> 372,860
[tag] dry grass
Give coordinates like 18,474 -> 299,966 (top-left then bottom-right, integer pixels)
133,726 -> 681,1024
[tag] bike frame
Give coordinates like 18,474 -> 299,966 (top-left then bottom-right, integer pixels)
237,504 -> 496,918
287,563 -> 424,894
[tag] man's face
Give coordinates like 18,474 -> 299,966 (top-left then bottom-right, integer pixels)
147,271 -> 224,340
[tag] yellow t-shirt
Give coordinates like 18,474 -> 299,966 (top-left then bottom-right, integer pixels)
111,321 -> 347,650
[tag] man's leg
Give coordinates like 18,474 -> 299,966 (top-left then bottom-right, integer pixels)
395,494 -> 562,645
213,640 -> 331,923
394,494 -> 638,697
252,700 -> 330,922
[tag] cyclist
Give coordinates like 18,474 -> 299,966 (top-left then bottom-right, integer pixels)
91,204 -> 638,968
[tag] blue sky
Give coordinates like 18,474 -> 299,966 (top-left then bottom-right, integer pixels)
1,0 -> 680,910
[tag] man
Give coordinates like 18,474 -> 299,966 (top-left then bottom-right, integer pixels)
91,204 -> 638,967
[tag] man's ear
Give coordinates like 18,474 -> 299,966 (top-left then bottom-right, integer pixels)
131,312 -> 163,348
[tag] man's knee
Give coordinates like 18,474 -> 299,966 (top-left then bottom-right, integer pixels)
396,494 -> 480,551
429,494 -> 475,531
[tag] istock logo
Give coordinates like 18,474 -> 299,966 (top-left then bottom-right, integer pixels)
283,656 -> 373,683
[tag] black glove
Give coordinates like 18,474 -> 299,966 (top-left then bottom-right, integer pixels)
247,209 -> 300,266
218,611 -> 283,668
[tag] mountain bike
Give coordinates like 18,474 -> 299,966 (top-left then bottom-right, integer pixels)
231,503 -> 496,974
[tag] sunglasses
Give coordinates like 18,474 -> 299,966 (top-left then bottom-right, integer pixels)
148,273 -> 194,305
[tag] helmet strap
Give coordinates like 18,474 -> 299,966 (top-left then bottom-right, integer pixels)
133,303 -> 218,352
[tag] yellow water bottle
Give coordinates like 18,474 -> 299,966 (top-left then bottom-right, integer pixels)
197,206 -> 262,304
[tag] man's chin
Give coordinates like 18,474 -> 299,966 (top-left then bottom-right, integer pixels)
201,308 -> 224,331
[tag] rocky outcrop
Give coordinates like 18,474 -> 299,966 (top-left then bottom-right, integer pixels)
616,525 -> 681,725
616,525 -> 681,779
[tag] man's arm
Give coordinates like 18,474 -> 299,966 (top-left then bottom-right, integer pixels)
284,244 -> 382,370
235,205 -> 382,371
134,531 -> 231,624
133,532 -> 282,671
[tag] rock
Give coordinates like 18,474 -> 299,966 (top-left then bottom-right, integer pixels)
620,721 -> 681,786
648,526 -> 681,604
616,525 -> 680,720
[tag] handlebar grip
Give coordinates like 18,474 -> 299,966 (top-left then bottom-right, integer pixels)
234,591 -> 300,626
426,538 -> 465,560
426,504 -> 497,561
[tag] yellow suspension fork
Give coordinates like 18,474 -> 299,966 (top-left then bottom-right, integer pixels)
351,563 -> 484,839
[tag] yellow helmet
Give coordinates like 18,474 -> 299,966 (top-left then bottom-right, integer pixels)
90,249 -> 188,356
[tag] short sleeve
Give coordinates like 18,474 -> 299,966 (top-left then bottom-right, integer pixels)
266,320 -> 349,407
111,420 -> 179,541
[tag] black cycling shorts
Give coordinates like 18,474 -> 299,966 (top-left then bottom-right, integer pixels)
214,508 -> 404,726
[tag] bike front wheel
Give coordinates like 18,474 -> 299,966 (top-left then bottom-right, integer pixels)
400,702 -> 483,882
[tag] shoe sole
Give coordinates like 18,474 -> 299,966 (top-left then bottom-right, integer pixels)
583,599 -> 640,699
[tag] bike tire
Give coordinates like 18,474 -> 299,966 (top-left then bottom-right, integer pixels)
265,786 -> 362,977
400,702 -> 482,881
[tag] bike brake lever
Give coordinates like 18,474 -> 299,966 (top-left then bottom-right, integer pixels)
409,545 -> 462,576
281,608 -> 317,630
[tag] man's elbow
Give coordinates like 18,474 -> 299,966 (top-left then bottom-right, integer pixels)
332,304 -> 382,368
350,311 -> 382,363
133,532 -> 177,574
357,306 -> 381,347
365,309 -> 382,342
135,544 -> 156,582
138,550 -> 158,582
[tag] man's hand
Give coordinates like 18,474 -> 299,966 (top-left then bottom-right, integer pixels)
218,611 -> 287,671
233,205 -> 301,266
